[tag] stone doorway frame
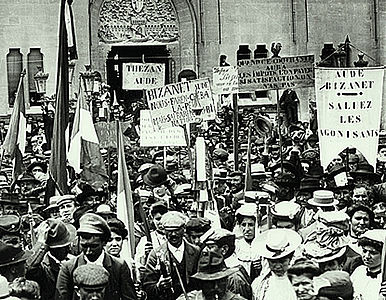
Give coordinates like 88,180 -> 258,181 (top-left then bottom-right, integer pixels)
89,0 -> 199,82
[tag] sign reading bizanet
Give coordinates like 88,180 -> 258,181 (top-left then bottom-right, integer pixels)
315,67 -> 385,169
146,78 -> 215,130
122,63 -> 165,90
237,55 -> 314,91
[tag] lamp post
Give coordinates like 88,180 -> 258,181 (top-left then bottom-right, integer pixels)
34,66 -> 49,95
68,60 -> 76,85
80,64 -> 96,99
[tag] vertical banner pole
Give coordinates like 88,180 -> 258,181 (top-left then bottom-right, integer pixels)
233,93 -> 239,171
276,90 -> 284,172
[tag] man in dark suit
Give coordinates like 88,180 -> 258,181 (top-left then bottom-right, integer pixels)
55,213 -> 136,300
142,211 -> 201,300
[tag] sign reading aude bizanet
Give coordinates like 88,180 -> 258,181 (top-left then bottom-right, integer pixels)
237,55 -> 314,91
146,78 -> 216,130
316,67 -> 385,169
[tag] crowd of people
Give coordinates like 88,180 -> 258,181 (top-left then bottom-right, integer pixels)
0,97 -> 386,300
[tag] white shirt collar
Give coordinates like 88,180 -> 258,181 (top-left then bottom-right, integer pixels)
168,242 -> 185,263
84,251 -> 105,266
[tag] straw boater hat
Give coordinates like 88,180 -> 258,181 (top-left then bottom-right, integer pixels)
271,201 -> 301,220
308,190 -> 339,207
254,228 -> 302,259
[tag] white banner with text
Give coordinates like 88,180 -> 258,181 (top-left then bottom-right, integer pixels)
315,67 -> 385,169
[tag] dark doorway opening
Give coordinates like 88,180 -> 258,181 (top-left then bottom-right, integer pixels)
106,45 -> 172,115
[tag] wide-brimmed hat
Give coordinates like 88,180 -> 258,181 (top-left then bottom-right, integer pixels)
56,195 -> 76,208
254,228 -> 302,259
46,218 -> 76,248
308,190 -> 338,207
43,195 -> 61,212
191,250 -> 237,280
26,161 -> 47,174
350,163 -> 381,182
0,242 -> 31,267
143,165 -> 168,187
235,203 -> 257,218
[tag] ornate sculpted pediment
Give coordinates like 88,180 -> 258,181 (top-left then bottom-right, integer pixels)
98,0 -> 179,44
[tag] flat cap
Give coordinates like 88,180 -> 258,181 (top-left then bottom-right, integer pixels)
186,217 -> 211,233
201,228 -> 235,244
73,264 -> 109,288
77,213 -> 111,239
161,211 -> 187,229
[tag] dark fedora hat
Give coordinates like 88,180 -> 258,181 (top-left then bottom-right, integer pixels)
26,161 -> 47,174
299,178 -> 321,192
143,165 -> 168,187
191,250 -> 237,281
15,173 -> 39,185
326,164 -> 346,179
350,163 -> 381,182
45,218 -> 76,248
0,242 -> 31,267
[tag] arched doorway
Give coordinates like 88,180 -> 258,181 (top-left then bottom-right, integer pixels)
90,0 -> 198,110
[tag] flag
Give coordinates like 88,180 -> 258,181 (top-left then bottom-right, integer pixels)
65,0 -> 77,60
116,121 -> 136,258
2,70 -> 26,184
68,87 -> 108,189
46,0 -> 70,198
244,126 -> 253,191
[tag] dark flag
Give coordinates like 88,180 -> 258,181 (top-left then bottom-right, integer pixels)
2,70 -> 26,185
46,0 -> 71,199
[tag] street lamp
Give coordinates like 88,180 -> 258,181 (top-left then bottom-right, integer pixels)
68,60 -> 76,84
80,64 -> 95,96
34,66 -> 49,94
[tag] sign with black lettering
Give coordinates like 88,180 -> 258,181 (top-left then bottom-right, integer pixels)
212,66 -> 239,94
122,63 -> 165,90
146,78 -> 216,130
237,55 -> 314,91
315,67 -> 385,169
140,110 -> 186,146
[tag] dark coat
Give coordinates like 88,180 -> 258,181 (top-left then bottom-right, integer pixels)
55,252 -> 136,300
26,253 -> 61,300
142,240 -> 200,300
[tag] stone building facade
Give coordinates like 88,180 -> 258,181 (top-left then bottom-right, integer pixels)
0,0 -> 385,125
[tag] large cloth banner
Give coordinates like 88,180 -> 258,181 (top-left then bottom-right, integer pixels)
122,63 -> 165,90
238,55 -> 314,91
140,110 -> 186,147
212,66 -> 239,94
146,78 -> 216,130
315,67 -> 385,169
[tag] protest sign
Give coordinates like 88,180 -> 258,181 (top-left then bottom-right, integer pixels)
146,78 -> 216,130
212,66 -> 239,94
139,110 -> 186,147
238,55 -> 314,91
315,67 -> 384,169
122,63 -> 165,90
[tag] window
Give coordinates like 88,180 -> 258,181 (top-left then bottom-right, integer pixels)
6,48 -> 23,106
27,48 -> 44,106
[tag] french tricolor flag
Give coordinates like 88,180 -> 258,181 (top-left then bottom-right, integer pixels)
2,70 -> 27,184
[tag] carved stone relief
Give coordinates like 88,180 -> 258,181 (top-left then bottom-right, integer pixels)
98,0 -> 179,43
